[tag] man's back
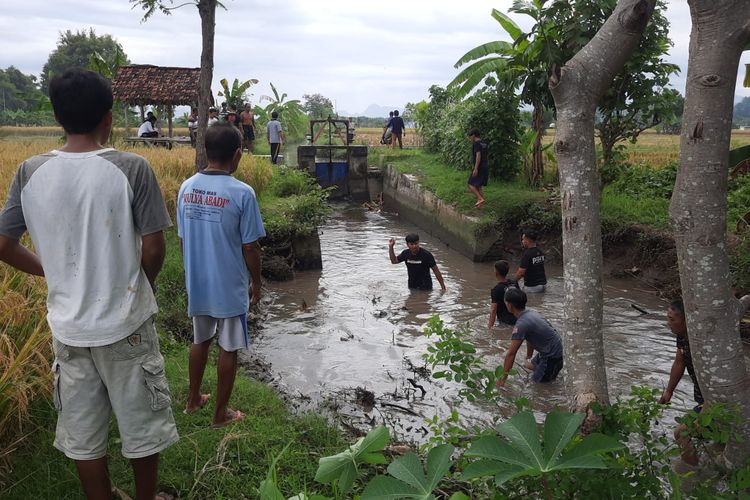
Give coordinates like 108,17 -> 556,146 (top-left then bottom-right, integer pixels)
2,149 -> 169,346
512,309 -> 562,359
267,119 -> 282,143
391,116 -> 405,134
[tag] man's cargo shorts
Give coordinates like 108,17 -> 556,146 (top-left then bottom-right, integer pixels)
51,317 -> 179,460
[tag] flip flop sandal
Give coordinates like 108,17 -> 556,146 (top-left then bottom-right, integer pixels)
211,409 -> 245,429
183,393 -> 211,415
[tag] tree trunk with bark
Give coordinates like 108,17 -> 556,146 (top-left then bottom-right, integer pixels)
531,102 -> 545,186
669,0 -> 750,466
195,0 -> 216,171
549,0 -> 656,413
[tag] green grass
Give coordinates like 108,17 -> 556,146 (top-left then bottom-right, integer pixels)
2,227 -> 347,499
600,188 -> 671,229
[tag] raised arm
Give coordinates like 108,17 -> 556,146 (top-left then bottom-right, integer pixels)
141,231 -> 166,291
388,238 -> 399,264
0,235 -> 44,276
242,241 -> 262,305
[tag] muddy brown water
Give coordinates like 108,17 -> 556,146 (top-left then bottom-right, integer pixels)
247,204 -> 693,443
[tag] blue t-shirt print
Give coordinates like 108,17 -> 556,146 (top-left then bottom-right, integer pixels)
177,172 -> 266,318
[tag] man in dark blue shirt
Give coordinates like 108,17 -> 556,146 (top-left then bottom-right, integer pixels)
389,110 -> 406,149
388,233 -> 446,291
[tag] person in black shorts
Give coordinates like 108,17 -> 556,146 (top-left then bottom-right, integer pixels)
388,233 -> 446,291
467,128 -> 489,208
516,228 -> 547,293
488,260 -> 519,328
659,299 -> 703,467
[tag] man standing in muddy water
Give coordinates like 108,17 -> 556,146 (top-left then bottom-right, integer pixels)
178,123 -> 265,429
516,228 -> 547,293
389,233 -> 446,291
0,68 -> 178,500
496,288 -> 563,387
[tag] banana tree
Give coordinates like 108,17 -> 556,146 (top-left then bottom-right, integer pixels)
451,4 -> 561,186
260,82 -> 307,140
218,77 -> 259,110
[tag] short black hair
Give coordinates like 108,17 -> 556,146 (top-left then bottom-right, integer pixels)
49,68 -> 113,135
271,111 -> 279,119
389,111 -> 394,117
522,228 -> 538,242
405,233 -> 420,243
394,110 -> 400,116
504,287 -> 527,310
669,299 -> 685,318
494,260 -> 509,277
468,128 -> 481,138
205,123 -> 241,163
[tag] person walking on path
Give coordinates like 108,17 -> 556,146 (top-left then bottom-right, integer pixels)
389,110 -> 406,149
0,68 -> 178,500
496,288 -> 563,387
177,123 -> 265,429
388,233 -> 446,291
267,111 -> 285,164
488,260 -> 520,328
516,229 -> 547,293
467,128 -> 488,208
240,103 -> 257,153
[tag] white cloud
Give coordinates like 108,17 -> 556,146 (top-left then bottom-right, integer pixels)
0,0 -> 747,114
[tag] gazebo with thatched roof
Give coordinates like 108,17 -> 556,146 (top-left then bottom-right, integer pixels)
112,64 -> 201,137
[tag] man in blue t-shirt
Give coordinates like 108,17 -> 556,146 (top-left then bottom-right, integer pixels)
496,288 -> 563,387
177,124 -> 266,428
388,233 -> 446,291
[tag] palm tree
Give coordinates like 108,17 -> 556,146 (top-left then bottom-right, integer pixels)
450,5 -> 561,186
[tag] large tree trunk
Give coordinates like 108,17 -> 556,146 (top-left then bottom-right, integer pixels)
195,0 -> 216,171
669,0 -> 750,466
549,0 -> 656,413
530,103 -> 545,186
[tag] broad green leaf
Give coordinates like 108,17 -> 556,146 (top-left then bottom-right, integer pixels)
425,444 -> 454,491
542,410 -> 584,465
258,479 -> 285,500
496,411 -> 544,469
361,452 -> 388,465
387,453 -> 427,492
448,493 -> 470,500
314,452 -> 354,485
462,458 -> 511,480
315,426 -> 389,491
491,8 -> 523,41
337,461 -> 358,494
465,435 -> 533,468
451,58 -> 508,97
453,41 -> 512,69
361,475 -> 424,500
494,464 -> 531,486
551,433 -> 624,471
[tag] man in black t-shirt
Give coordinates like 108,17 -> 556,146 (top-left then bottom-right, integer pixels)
489,260 -> 519,327
389,110 -> 406,149
467,128 -> 489,209
516,229 -> 547,293
388,233 -> 446,291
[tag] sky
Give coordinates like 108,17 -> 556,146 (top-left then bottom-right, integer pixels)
0,0 -> 748,116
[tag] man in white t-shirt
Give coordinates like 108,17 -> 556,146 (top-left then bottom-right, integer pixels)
266,111 -> 284,164
0,69 -> 178,500
208,107 -> 219,126
138,114 -> 159,137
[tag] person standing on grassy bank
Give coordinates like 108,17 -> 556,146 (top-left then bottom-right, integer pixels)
0,68 -> 178,500
390,110 -> 405,149
267,111 -> 284,164
516,229 -> 547,293
389,233 -> 446,291
177,123 -> 265,428
488,260 -> 519,328
467,128 -> 488,208
496,288 -> 563,387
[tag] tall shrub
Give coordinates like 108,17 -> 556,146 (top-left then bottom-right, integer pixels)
421,85 -> 522,180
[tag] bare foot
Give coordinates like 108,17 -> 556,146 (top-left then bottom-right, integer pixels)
475,200 -> 485,208
184,393 -> 211,414
212,408 -> 245,429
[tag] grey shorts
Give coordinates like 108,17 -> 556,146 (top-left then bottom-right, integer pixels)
192,314 -> 249,352
523,284 -> 546,293
52,317 -> 179,460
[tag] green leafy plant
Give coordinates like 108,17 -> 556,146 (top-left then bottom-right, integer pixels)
218,77 -> 259,111
462,410 -> 623,499
361,444 -> 454,500
314,426 -> 389,496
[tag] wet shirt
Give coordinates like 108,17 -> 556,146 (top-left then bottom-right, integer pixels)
397,247 -> 436,290
177,171 -> 266,318
676,334 -> 705,405
511,309 -> 563,360
520,247 -> 547,287
491,280 -> 519,325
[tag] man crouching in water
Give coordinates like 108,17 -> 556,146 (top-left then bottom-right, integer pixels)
496,288 -> 563,387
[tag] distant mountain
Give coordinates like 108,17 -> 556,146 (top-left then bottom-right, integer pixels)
359,104 -> 401,118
